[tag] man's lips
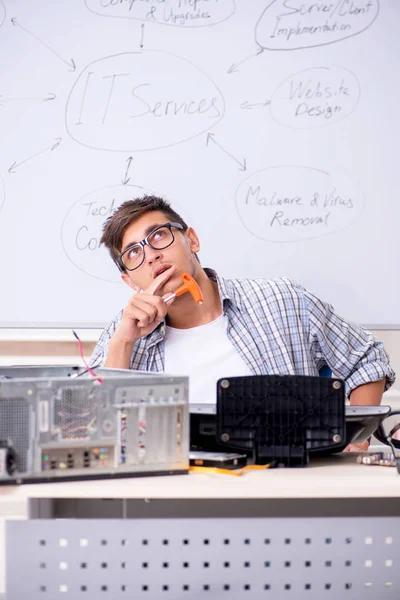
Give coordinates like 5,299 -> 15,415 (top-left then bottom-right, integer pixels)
153,264 -> 173,278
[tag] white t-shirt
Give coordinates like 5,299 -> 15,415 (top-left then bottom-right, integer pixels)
164,314 -> 252,404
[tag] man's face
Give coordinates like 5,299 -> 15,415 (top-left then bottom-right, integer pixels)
119,210 -> 200,295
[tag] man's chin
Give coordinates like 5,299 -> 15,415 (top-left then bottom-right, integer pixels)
166,271 -> 182,286
159,285 -> 171,296
160,277 -> 180,296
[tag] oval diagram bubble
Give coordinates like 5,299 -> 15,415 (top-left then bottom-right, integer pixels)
271,66 -> 360,128
66,51 -> 225,152
61,185 -> 154,282
255,0 -> 379,50
85,0 -> 236,27
235,166 -> 365,243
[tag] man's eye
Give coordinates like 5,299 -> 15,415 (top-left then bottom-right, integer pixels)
128,247 -> 140,258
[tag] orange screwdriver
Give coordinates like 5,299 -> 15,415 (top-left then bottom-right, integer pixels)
164,273 -> 203,306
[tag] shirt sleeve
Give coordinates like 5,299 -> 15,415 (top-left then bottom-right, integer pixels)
303,287 -> 396,396
88,310 -> 123,368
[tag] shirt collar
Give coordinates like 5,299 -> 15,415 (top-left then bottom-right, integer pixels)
204,267 -> 245,311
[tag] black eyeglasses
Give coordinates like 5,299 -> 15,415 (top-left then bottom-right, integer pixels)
116,222 -> 184,272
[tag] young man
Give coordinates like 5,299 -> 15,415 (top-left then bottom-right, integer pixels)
90,195 -> 395,451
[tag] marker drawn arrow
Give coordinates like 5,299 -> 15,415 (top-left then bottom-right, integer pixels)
11,18 -> 75,71
8,137 -> 62,173
206,134 -> 246,171
240,100 -> 271,110
121,156 -> 133,185
0,92 -> 56,106
44,93 -> 57,101
227,47 -> 264,75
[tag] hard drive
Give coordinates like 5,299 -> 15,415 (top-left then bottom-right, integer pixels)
189,451 -> 247,469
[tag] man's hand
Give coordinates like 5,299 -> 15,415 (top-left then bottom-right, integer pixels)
343,440 -> 370,452
115,265 -> 177,343
343,379 -> 386,453
104,266 -> 177,369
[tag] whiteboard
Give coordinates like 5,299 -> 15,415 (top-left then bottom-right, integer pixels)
0,0 -> 398,328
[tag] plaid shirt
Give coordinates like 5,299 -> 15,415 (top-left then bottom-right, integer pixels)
90,269 -> 395,396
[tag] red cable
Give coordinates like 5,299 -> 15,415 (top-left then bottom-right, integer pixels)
72,330 -> 103,383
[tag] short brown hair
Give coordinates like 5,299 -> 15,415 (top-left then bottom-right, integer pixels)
100,195 -> 189,262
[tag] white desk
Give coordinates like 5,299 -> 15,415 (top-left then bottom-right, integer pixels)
0,453 -> 397,502
2,454 -> 400,599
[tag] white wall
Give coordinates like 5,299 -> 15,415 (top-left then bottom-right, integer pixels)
1,1 -> 399,327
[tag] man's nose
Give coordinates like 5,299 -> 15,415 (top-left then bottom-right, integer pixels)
146,245 -> 162,264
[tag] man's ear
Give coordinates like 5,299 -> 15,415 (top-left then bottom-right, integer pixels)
185,227 -> 200,254
121,272 -> 141,293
